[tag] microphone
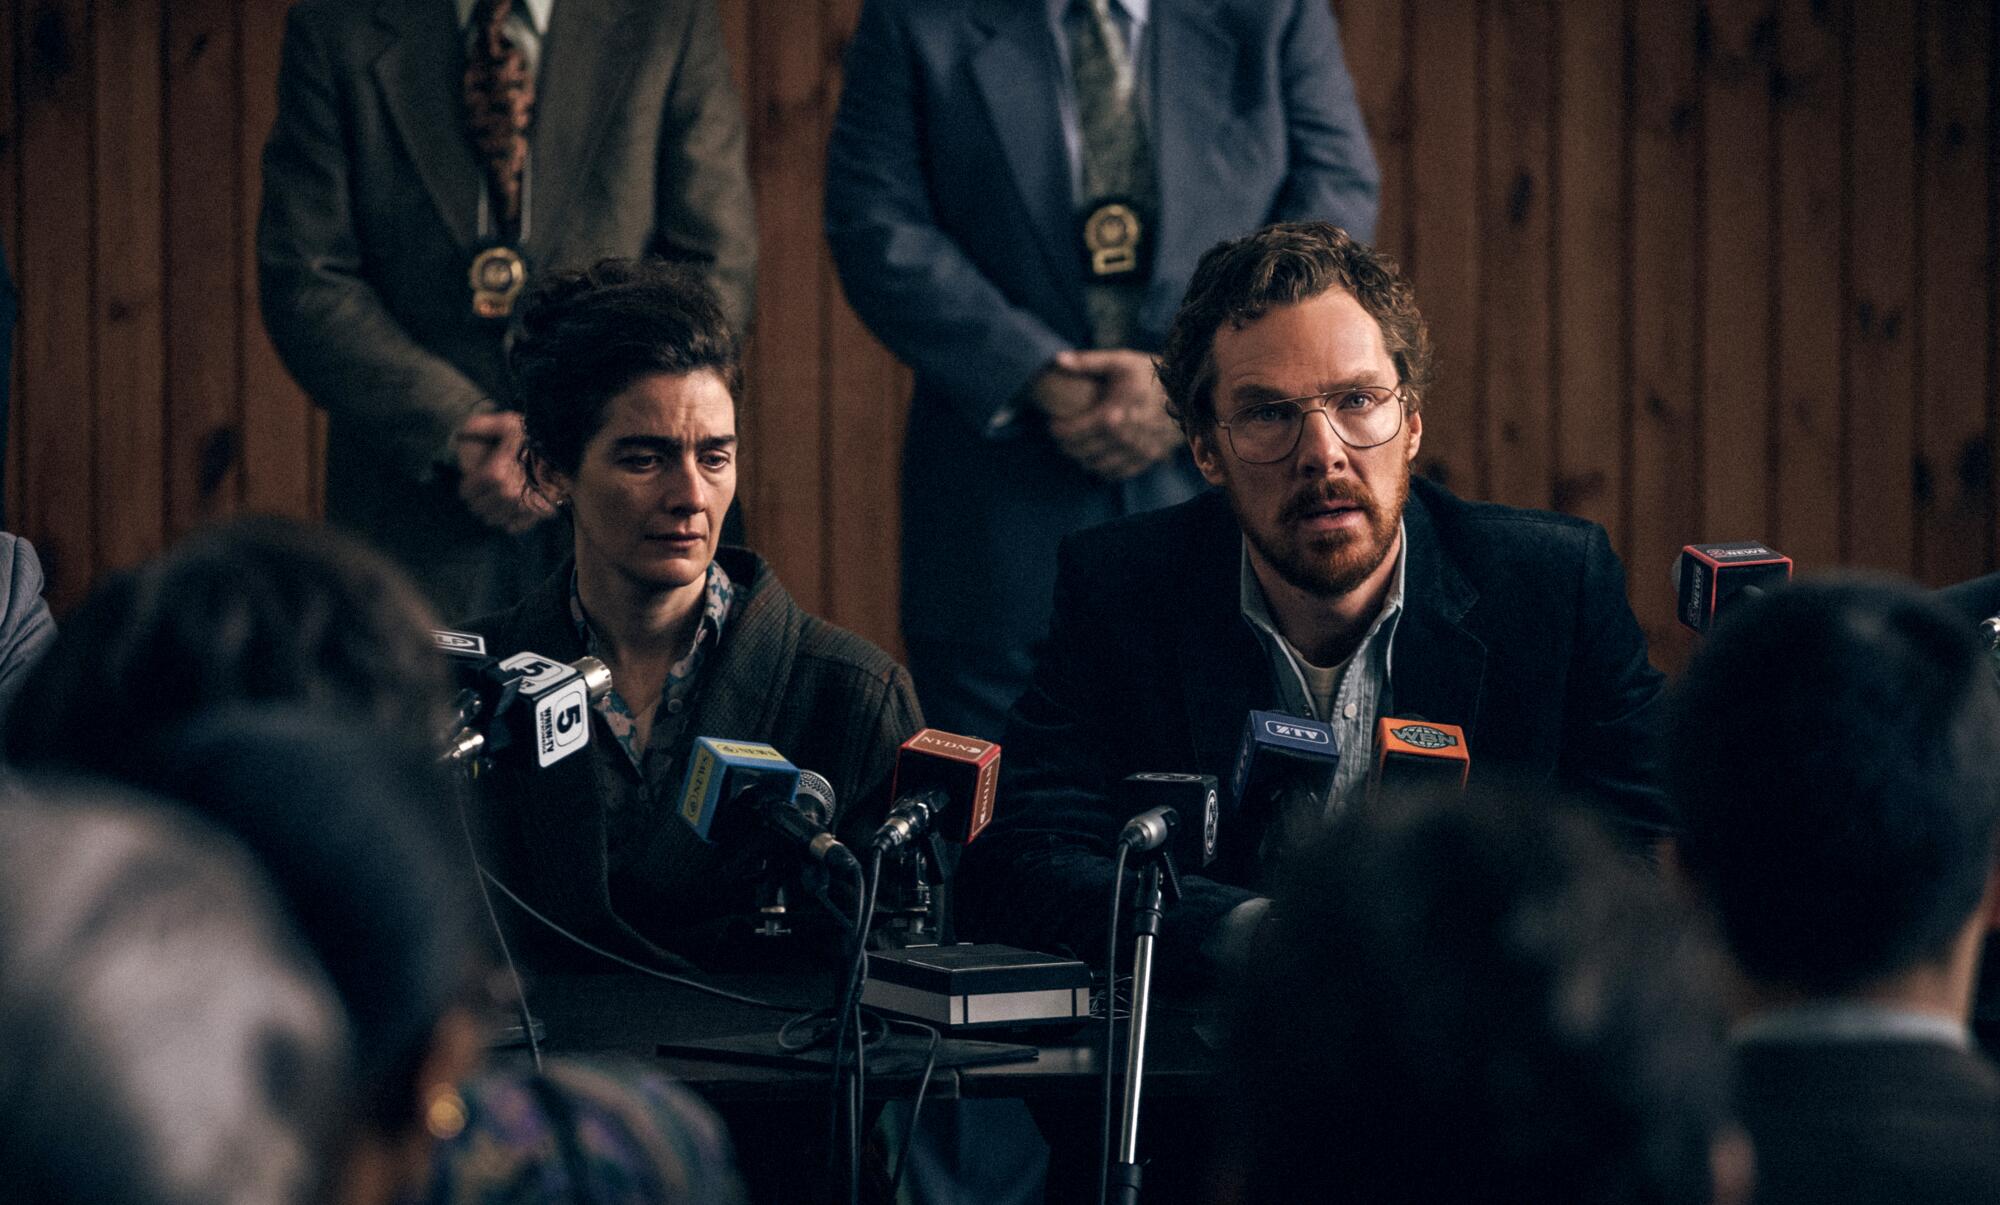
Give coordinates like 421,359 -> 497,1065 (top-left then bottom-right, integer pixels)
1116,772 -> 1219,869
437,641 -> 612,769
1368,717 -> 1470,805
1229,711 -> 1338,820
795,769 -> 837,828
674,738 -> 859,871
431,627 -> 491,666
759,771 -> 860,872
870,729 -> 1002,853
1674,542 -> 1792,633
1116,805 -> 1179,855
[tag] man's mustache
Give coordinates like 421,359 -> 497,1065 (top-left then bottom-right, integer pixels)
1280,480 -> 1375,525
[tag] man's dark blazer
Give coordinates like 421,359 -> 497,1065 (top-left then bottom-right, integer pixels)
956,478 -> 1671,971
824,0 -> 1381,650
1735,1038 -> 2000,1205
464,548 -> 924,971
259,0 -> 756,619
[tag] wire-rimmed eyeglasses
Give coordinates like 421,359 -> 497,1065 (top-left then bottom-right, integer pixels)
1214,385 -> 1408,464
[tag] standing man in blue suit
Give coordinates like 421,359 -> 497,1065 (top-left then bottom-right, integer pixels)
827,0 -> 1379,740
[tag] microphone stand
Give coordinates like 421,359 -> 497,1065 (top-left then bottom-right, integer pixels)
440,706 -> 546,1052
919,830 -> 956,944
1110,848 -> 1181,1205
876,830 -> 958,944
752,861 -> 794,938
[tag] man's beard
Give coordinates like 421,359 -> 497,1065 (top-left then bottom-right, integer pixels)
1237,468 -> 1408,600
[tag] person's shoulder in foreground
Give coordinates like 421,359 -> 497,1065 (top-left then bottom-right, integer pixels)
1214,789 -> 1744,1205
416,1060 -> 747,1205
1668,575 -> 2000,1205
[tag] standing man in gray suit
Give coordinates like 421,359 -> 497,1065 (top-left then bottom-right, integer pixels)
826,0 -> 1379,740
259,0 -> 756,620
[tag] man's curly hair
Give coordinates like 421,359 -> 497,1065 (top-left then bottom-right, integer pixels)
1157,221 -> 1434,433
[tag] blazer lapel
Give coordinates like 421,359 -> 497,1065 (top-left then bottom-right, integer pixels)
967,0 -> 1090,332
1176,494 -> 1274,767
371,1 -> 483,250
1388,489 -> 1488,741
1145,0 -> 1231,331
676,550 -> 802,750
525,0 -> 643,261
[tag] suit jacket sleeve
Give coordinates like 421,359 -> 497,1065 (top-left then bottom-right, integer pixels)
256,7 -> 487,482
824,0 -> 1071,435
959,535 -> 1256,980
1562,525 -> 1674,845
1267,0 -> 1382,242
654,0 -> 758,334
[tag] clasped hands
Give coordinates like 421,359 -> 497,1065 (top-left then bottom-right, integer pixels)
455,410 -> 557,535
1031,349 -> 1182,482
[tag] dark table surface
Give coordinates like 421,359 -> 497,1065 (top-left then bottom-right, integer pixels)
520,970 -> 1230,1103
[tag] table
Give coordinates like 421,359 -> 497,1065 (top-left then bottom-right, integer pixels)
520,969 -> 1230,1103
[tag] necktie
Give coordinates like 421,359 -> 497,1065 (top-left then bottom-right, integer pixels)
1066,0 -> 1155,348
463,0 -> 535,235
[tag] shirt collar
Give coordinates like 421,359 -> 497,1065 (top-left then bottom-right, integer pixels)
456,0 -> 553,34
1046,0 -> 1151,30
568,559 -> 735,659
1732,1001 -> 1971,1051
1239,523 -> 1409,668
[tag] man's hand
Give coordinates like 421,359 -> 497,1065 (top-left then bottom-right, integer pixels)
1038,349 -> 1182,481
455,410 -> 556,536
1026,360 -> 1100,421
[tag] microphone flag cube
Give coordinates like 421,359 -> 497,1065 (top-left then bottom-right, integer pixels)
1675,542 -> 1792,633
1117,772 -> 1220,868
1369,718 -> 1470,802
676,738 -> 801,843
1230,711 -> 1339,818
890,729 -> 1001,845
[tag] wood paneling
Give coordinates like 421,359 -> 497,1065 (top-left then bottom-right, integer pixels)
1700,0 -> 1777,541
91,0 -> 164,574
1480,0 -> 1554,511
1551,0 -> 1628,540
1915,0 -> 1993,586
3,1 -> 1997,677
1774,0 -> 1845,571
1406,0 -> 1483,499
163,0 -> 243,537
240,0 -> 319,520
1630,0 -> 1704,667
1846,0 -> 1920,573
821,0 -> 908,657
739,0 -> 830,619
1,0 -> 19,516
1334,0 -> 1410,267
17,0 -> 97,606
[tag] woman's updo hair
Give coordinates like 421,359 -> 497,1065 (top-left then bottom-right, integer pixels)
509,257 -> 743,488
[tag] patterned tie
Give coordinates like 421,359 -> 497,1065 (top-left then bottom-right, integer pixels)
1066,0 -> 1156,348
463,0 -> 535,235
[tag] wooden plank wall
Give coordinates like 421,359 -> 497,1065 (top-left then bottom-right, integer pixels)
2,0 -> 1994,674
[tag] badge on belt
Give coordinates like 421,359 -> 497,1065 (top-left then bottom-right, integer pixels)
1078,197 -> 1152,283
468,245 -> 528,320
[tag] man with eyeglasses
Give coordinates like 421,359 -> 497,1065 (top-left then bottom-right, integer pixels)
959,222 -> 1671,987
